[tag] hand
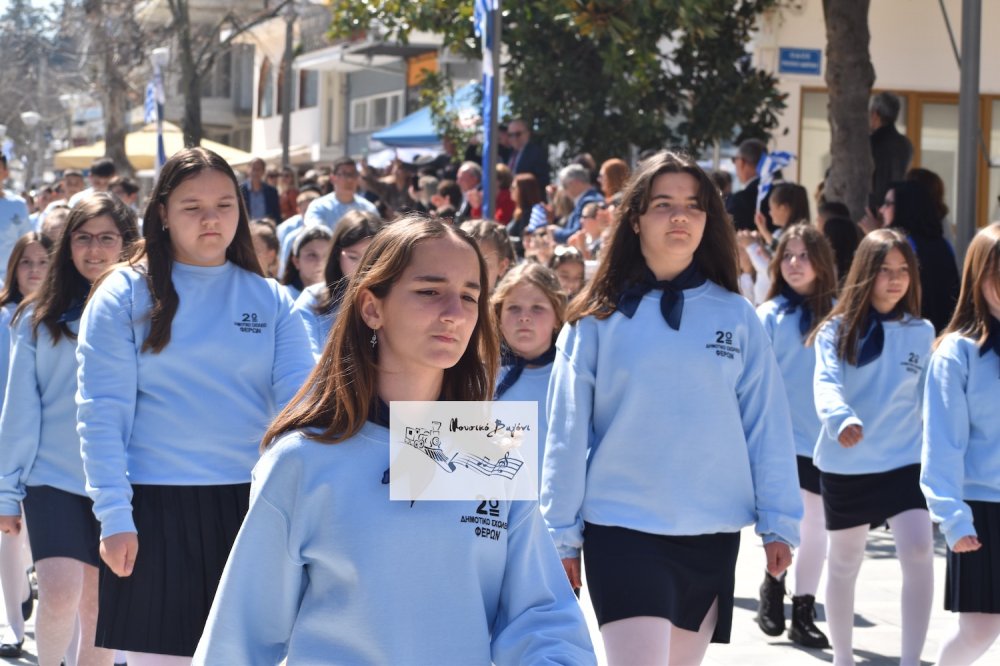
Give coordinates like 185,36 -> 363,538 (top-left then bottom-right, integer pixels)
953,535 -> 983,553
101,532 -> 139,577
754,211 -> 773,246
838,424 -> 863,447
0,515 -> 21,536
859,208 -> 880,235
764,541 -> 793,578
735,229 -> 756,249
567,230 -> 590,258
467,189 -> 483,209
561,557 -> 582,590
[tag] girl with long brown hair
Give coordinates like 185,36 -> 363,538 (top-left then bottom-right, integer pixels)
922,223 -> 1000,664
75,148 -> 313,665
542,151 -> 802,664
810,228 -> 935,666
0,194 -> 139,665
195,216 -> 594,663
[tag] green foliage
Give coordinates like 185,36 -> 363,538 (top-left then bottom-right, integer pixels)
328,0 -> 783,162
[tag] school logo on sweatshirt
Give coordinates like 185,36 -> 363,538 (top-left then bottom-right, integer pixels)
459,500 -> 508,542
705,330 -> 741,360
233,312 -> 268,334
901,352 -> 922,375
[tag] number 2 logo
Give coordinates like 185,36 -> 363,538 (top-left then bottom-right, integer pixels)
907,352 -> 919,365
716,331 -> 733,345
241,313 -> 258,323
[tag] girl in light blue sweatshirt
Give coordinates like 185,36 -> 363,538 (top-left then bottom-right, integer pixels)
922,223 -> 1000,665
195,216 -> 595,665
278,224 -> 332,301
542,151 -> 802,665
0,195 -> 139,666
809,228 -> 935,666
492,262 -> 567,484
0,231 -> 51,656
292,208 -> 382,360
755,223 -> 837,649
76,149 -> 313,666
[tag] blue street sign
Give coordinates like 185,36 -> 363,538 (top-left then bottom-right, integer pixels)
779,47 -> 822,75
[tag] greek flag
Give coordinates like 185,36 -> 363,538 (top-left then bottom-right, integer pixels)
150,64 -> 167,178
143,82 -> 157,124
756,150 -> 794,212
473,0 -> 499,217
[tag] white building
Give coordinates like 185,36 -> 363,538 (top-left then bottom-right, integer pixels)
756,0 -> 1000,226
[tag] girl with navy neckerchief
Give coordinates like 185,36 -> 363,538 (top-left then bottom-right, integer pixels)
754,224 -> 837,650
809,228 -> 935,666
492,262 -> 567,483
921,223 -> 1000,665
542,151 -> 802,665
0,194 -> 139,666
194,216 -> 595,664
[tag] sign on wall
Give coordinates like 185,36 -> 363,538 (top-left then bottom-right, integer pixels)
779,47 -> 822,75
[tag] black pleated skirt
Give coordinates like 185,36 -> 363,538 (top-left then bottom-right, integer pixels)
796,455 -> 821,495
582,522 -> 741,643
95,483 -> 250,656
820,463 -> 927,531
945,500 -> 1000,613
22,484 -> 101,567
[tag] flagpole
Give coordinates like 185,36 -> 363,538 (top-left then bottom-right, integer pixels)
151,47 -> 170,182
486,1 -> 500,219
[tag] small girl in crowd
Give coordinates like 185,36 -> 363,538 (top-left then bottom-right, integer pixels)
744,183 -> 813,305
810,228 -> 935,666
293,209 -> 383,359
542,151 -> 801,665
250,219 -> 280,278
921,223 -> 1000,665
549,246 -> 586,299
0,195 -> 139,666
754,224 -> 837,649
76,148 -> 313,665
492,262 -> 567,481
279,225 -> 333,300
461,219 -> 514,292
195,216 -> 594,664
0,231 -> 52,655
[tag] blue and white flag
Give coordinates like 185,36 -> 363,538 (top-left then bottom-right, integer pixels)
473,0 -> 499,218
150,63 -> 167,179
1,139 -> 13,163
756,150 -> 795,212
143,82 -> 157,124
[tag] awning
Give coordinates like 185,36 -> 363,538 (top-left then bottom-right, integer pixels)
371,83 -> 510,148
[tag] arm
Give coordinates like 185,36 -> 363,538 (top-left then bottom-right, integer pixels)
920,344 -> 974,548
813,323 -> 862,441
290,289 -> 325,362
491,502 -> 596,666
76,273 -> 139,539
540,322 -> 596,560
0,313 -> 42,516
271,286 -> 315,408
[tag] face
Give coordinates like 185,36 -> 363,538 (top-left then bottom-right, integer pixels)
90,174 -> 112,192
163,169 -> 240,267
338,237 -> 372,278
633,172 -> 707,279
251,236 -> 277,277
332,164 -> 360,196
63,174 -> 85,197
298,196 -> 316,216
70,215 -> 125,283
872,247 -> 911,314
770,201 -> 790,227
880,189 -> 896,227
15,242 -> 50,296
982,263 -> 1000,320
457,167 -> 479,193
476,241 -> 509,291
363,235 -> 481,376
249,160 -> 265,182
292,238 -> 332,288
507,121 -> 529,150
500,282 -> 558,360
554,262 -> 584,297
779,237 -> 816,295
581,209 -> 600,237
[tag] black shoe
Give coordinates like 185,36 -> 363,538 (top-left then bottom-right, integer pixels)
755,571 -> 786,636
20,571 -> 33,621
789,594 -> 830,649
0,638 -> 23,658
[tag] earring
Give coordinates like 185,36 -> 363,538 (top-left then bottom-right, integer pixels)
370,330 -> 378,349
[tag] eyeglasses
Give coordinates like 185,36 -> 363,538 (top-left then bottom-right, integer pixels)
335,171 -> 359,179
507,131 -> 525,138
71,232 -> 122,248
881,199 -> 895,208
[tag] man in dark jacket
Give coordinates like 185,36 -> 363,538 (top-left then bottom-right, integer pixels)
725,138 -> 772,232
869,91 -> 913,214
506,118 -> 550,190
240,157 -> 282,222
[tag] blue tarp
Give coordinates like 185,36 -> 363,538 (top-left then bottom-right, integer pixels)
372,83 -> 509,148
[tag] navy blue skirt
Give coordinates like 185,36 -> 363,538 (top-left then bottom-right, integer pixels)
945,500 -> 1000,613
583,522 -> 740,643
820,463 -> 926,531
797,455 -> 821,495
22,485 -> 101,567
95,483 -> 250,656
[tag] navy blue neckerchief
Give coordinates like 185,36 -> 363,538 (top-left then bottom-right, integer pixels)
979,316 -> 1000,378
495,344 -> 557,399
856,306 -> 903,368
616,263 -> 706,331
778,284 -> 812,338
56,300 -> 84,324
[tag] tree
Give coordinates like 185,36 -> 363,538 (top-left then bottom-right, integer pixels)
822,0 -> 874,222
329,0 -> 782,163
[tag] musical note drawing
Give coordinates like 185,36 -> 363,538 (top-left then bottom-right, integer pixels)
402,422 -> 524,479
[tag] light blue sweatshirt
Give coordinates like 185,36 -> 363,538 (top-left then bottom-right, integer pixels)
812,315 -> 934,475
194,422 -> 596,665
0,302 -> 16,403
291,283 -> 336,361
920,331 -> 1000,547
76,262 -> 314,538
541,282 -> 803,560
497,363 -> 553,488
0,306 -> 85,514
757,297 -> 823,458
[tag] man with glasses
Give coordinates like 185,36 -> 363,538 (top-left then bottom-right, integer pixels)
725,138 -> 772,232
303,156 -> 379,231
506,118 -> 550,189
0,155 -> 31,280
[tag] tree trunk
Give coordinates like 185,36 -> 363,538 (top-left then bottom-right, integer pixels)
84,0 -> 135,177
171,0 -> 202,147
822,0 -> 874,223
